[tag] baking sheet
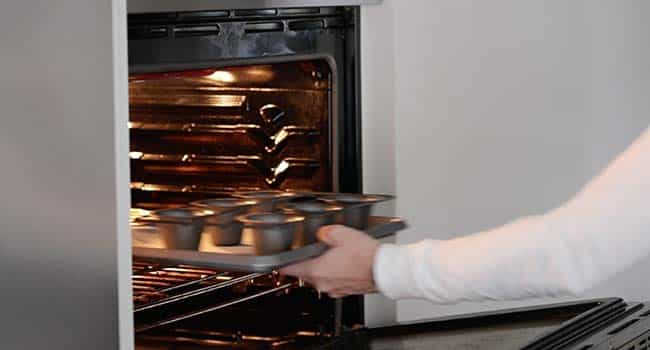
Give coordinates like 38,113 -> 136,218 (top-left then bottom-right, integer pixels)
132,216 -> 406,272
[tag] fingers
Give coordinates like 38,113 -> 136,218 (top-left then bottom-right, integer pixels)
280,225 -> 377,300
278,259 -> 315,277
316,225 -> 350,247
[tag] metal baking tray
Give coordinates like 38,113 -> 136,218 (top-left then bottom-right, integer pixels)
132,216 -> 406,272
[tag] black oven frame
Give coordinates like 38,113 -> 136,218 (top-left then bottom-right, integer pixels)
127,5 -> 365,327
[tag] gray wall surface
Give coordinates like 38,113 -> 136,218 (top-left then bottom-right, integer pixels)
362,0 -> 650,322
394,0 -> 650,321
0,0 -> 133,349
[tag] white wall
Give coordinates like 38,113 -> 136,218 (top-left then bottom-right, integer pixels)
364,0 -> 650,323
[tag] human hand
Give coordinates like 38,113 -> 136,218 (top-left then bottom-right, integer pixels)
279,225 -> 380,298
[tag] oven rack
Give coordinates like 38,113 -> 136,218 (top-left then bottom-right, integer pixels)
129,122 -> 320,155
137,328 -> 326,349
131,152 -> 320,186
132,262 -> 265,311
133,261 -> 298,333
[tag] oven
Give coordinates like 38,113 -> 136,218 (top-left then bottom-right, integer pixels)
127,4 -> 370,348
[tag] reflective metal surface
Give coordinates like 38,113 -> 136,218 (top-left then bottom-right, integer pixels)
237,212 -> 304,254
129,61 -> 333,208
0,1 -> 132,349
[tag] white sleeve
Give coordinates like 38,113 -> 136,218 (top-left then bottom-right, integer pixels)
374,126 -> 650,303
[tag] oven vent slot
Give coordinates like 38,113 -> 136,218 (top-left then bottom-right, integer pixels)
179,11 -> 230,20
235,8 -> 278,17
128,11 -> 230,24
129,26 -> 169,40
289,19 -> 325,31
173,24 -> 220,37
279,8 -> 321,16
244,21 -> 285,33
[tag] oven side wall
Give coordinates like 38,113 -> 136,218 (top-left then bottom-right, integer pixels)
0,1 -> 133,349
360,1 -> 398,328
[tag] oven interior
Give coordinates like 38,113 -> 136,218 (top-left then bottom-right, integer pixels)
130,59 -> 341,350
128,6 -> 358,349
129,60 -> 333,210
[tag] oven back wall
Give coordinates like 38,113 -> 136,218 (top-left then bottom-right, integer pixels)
389,0 -> 650,322
0,1 -> 132,349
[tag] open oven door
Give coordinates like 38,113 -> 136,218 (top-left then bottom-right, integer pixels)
336,298 -> 650,350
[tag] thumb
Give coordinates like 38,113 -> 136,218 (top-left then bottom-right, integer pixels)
316,225 -> 348,247
279,259 -> 314,277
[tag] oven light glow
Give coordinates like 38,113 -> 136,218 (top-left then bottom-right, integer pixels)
129,151 -> 144,160
246,67 -> 274,80
207,70 -> 236,83
274,160 -> 290,177
273,128 -> 290,146
128,122 -> 134,129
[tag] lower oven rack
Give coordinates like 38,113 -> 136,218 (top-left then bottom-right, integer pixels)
132,261 -> 298,333
132,260 -> 335,340
132,262 -> 263,310
135,281 -> 294,333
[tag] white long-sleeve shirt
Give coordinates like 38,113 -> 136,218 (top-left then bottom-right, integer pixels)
374,126 -> 650,304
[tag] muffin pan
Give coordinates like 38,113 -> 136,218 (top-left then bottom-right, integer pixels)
133,191 -> 402,272
133,216 -> 405,272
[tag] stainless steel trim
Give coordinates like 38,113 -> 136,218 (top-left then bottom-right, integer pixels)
0,1 -> 132,349
128,0 -> 381,14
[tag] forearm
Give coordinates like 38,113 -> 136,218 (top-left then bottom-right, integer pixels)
375,127 -> 650,303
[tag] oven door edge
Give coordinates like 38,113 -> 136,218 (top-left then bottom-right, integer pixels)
347,298 -> 645,350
